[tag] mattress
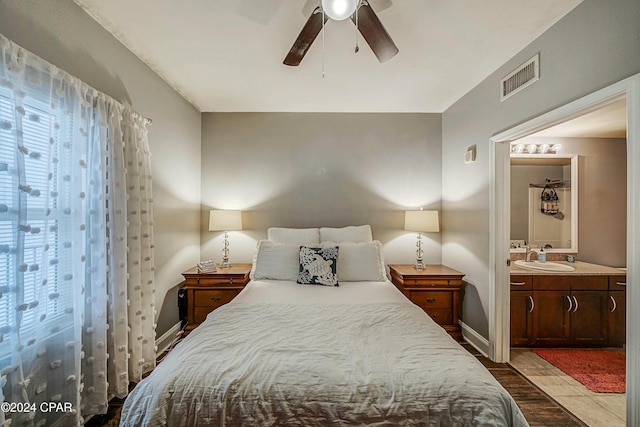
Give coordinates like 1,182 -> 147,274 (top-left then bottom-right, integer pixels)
121,280 -> 528,426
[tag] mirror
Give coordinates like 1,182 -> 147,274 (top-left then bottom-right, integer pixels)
510,154 -> 578,253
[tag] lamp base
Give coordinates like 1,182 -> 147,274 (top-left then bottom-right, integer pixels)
413,261 -> 426,270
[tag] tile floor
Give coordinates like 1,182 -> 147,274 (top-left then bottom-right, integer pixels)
510,348 -> 626,427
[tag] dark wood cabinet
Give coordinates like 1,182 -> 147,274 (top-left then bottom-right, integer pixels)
532,291 -> 571,346
511,273 -> 625,348
510,275 -> 534,346
569,290 -> 608,346
510,290 -> 534,346
608,274 -> 627,347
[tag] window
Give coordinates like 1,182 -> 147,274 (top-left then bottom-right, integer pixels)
0,88 -> 75,357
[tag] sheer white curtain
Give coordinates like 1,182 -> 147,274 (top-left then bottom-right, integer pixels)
0,34 -> 156,426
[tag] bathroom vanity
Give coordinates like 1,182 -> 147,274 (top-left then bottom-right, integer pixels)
510,261 -> 626,347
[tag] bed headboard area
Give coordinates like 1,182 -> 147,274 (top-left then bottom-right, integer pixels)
200,112 -> 443,265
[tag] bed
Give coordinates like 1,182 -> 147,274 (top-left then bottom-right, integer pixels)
120,226 -> 528,426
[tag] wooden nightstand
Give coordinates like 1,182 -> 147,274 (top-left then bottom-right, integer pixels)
388,264 -> 465,341
181,264 -> 251,331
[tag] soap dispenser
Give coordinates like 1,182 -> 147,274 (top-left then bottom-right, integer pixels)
538,248 -> 546,263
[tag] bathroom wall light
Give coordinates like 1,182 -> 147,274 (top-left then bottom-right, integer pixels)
511,143 -> 562,154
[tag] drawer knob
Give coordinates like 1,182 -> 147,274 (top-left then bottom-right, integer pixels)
211,296 -> 222,302
425,298 -> 436,303
414,280 -> 418,285
431,314 -> 437,320
229,278 -> 234,285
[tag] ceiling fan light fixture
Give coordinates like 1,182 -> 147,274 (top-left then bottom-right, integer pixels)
321,0 -> 359,21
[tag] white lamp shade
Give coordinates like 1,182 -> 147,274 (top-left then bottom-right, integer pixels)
404,210 -> 440,232
321,0 -> 359,20
209,210 -> 243,231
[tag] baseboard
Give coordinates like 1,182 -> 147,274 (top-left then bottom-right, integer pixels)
155,321 -> 182,358
460,320 -> 490,358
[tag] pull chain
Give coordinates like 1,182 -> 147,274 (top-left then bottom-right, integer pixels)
322,9 -> 325,78
355,1 -> 360,53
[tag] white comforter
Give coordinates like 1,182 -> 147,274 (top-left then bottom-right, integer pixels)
121,281 -> 528,426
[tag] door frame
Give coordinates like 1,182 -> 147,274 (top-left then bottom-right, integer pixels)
489,74 -> 639,425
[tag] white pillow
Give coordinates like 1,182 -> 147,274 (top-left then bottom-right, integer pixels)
335,241 -> 386,282
267,227 -> 320,244
250,240 -> 300,281
320,225 -> 373,243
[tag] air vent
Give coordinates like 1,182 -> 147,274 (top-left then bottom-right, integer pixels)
500,53 -> 539,101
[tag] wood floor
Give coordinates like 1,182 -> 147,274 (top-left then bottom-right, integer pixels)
86,342 -> 585,426
460,343 -> 587,426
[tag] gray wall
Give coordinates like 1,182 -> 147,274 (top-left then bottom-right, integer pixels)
200,113 -> 442,266
442,0 -> 640,338
546,138 -> 626,267
0,0 -> 203,336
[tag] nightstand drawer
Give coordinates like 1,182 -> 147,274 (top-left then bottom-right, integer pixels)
194,289 -> 237,308
423,308 -> 453,325
409,291 -> 452,309
406,278 -> 456,287
195,276 -> 246,286
194,307 -> 221,324
193,290 -> 237,323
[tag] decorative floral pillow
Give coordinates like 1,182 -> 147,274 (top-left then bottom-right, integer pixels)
297,246 -> 339,286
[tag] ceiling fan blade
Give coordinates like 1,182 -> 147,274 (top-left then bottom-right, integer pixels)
284,7 -> 328,66
351,1 -> 398,63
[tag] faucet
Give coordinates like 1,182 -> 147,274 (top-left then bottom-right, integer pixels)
525,246 -> 538,262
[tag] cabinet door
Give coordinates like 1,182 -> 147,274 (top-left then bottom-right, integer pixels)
511,291 -> 533,346
533,291 -> 571,347
608,290 -> 626,347
570,290 -> 608,347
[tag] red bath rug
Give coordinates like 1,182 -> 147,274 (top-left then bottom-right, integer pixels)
531,349 -> 625,393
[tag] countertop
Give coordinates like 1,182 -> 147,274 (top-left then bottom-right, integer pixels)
510,260 -> 626,276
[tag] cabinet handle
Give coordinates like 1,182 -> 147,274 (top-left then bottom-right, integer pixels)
229,278 -> 234,285
616,281 -> 627,286
610,295 -> 617,313
211,296 -> 222,302
572,295 -> 579,313
528,296 -> 535,313
425,298 -> 436,303
510,281 -> 526,286
414,280 -> 419,285
566,295 -> 573,312
430,314 -> 437,320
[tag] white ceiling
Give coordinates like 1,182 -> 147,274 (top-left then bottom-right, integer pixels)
526,99 -> 627,139
74,0 -> 583,113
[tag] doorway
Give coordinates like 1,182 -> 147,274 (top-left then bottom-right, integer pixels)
489,74 -> 640,425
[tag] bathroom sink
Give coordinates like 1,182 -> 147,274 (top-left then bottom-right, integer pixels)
514,260 -> 575,272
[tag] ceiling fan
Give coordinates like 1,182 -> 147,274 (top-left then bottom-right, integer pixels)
283,0 -> 399,66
